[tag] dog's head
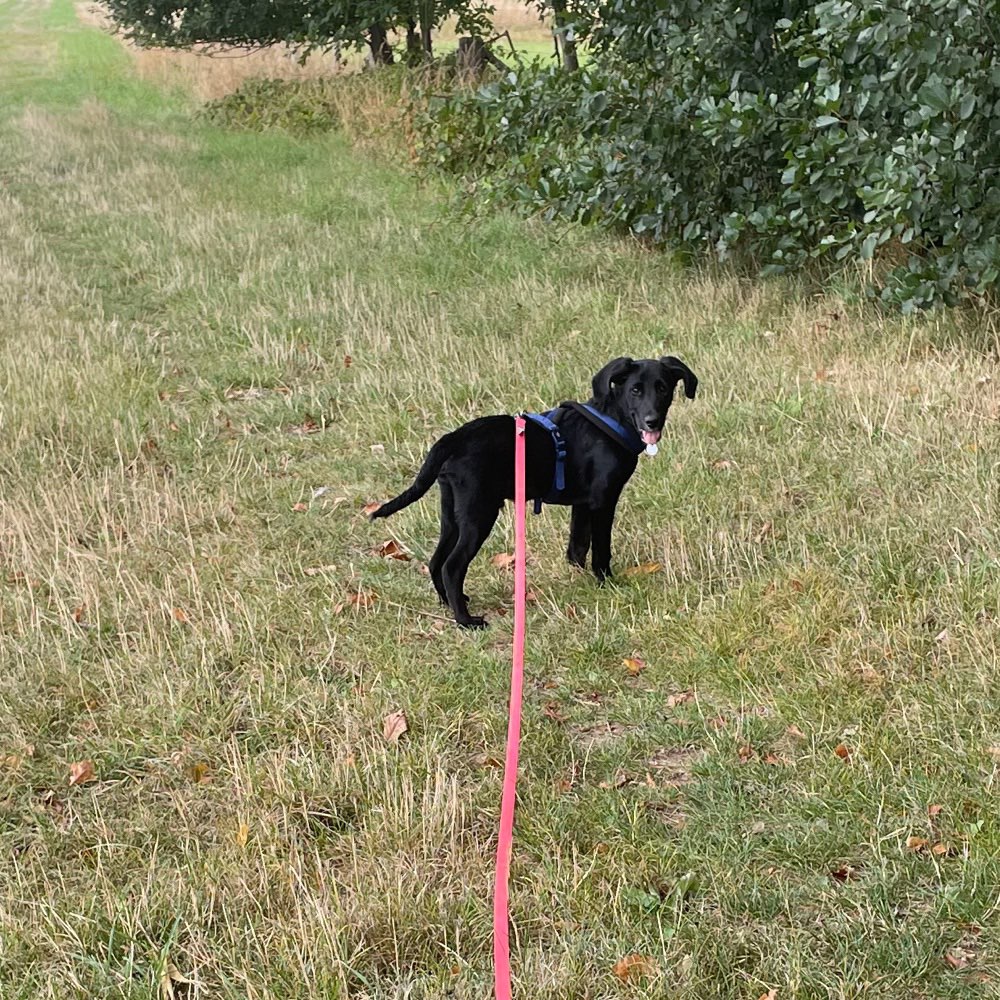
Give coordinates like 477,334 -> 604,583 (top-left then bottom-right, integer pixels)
591,355 -> 698,445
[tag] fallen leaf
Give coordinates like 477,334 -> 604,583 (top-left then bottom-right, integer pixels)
370,443 -> 385,454
755,521 -> 774,543
491,552 -> 516,571
749,820 -> 766,835
834,743 -> 851,760
758,990 -> 779,1000
666,690 -> 694,708
525,588 -> 539,603
479,755 -> 503,769
622,656 -> 646,676
708,714 -> 728,729
612,954 -> 657,983
929,803 -> 944,818
934,628 -> 950,643
292,502 -> 309,512
172,607 -> 188,623
906,835 -> 929,851
362,502 -> 381,516
343,355 -> 353,367
932,842 -> 953,856
599,771 -> 632,790
68,760 -> 96,786
375,539 -> 410,561
621,562 -> 663,577
346,588 -> 377,610
738,744 -> 755,764
763,752 -> 785,766
186,761 -> 212,784
160,964 -> 196,1000
830,865 -> 861,882
72,605 -> 85,623
945,946 -> 976,970
786,724 -> 806,739
543,701 -> 565,723
712,459 -> 734,471
814,368 -> 832,381
564,604 -> 578,619
383,710 -> 408,744
235,822 -> 249,847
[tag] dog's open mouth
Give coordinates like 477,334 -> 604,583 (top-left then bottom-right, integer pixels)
641,429 -> 662,445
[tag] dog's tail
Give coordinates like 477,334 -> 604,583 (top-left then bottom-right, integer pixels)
369,433 -> 458,520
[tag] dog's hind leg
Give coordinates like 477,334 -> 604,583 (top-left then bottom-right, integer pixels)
442,502 -> 501,629
428,481 -> 459,604
567,504 -> 592,568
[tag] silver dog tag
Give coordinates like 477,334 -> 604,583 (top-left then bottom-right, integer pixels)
645,443 -> 659,457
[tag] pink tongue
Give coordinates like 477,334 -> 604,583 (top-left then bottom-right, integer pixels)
641,430 -> 661,445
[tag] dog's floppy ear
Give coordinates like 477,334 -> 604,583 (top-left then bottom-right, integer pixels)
660,356 -> 698,400
591,356 -> 635,399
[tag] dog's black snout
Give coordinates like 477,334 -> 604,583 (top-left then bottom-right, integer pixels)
642,415 -> 663,430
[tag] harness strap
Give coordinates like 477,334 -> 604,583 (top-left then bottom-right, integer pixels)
559,401 -> 645,455
522,410 -> 566,514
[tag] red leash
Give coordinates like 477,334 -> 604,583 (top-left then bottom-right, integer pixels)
494,416 -> 527,1000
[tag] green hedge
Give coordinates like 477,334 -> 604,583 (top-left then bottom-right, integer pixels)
416,0 -> 1000,310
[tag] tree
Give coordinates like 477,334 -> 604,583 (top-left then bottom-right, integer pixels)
102,0 -> 492,67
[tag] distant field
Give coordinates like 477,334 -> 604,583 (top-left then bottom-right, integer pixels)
2,1 -> 1000,998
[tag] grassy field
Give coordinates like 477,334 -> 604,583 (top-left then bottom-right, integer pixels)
3,1 -> 1000,997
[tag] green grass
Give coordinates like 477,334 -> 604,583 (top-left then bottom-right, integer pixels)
2,1 -> 1000,997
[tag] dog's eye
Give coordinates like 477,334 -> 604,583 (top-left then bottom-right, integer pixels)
654,381 -> 666,393
630,385 -> 642,395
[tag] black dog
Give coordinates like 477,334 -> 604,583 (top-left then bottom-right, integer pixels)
370,356 -> 698,628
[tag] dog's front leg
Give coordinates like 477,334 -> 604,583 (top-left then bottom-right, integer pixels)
590,505 -> 618,583
567,504 -> 592,568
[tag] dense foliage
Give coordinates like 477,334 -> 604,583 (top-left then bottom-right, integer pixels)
199,78 -> 341,134
102,0 -> 494,64
418,0 -> 1000,309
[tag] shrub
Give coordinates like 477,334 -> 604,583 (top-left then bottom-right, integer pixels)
415,1 -> 1000,311
200,78 -> 341,134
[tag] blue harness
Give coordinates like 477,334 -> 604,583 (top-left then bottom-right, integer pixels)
523,403 -> 644,514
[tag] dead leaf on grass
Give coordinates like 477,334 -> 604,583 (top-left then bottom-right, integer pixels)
830,864 -> 862,882
160,964 -> 196,1000
292,502 -> 309,512
383,710 -> 408,744
906,835 -> 929,851
944,945 -> 977,970
72,605 -> 85,623
362,502 -> 381,516
621,562 -> 663,577
786,724 -> 806,739
834,743 -> 852,760
666,690 -> 694,708
186,761 -> 212,784
172,607 -> 188,623
929,803 -> 944,818
738,743 -> 755,764
622,656 -> 646,676
491,552 -> 516,571
758,990 -> 779,1000
612,954 -> 658,983
375,539 -> 410,561
543,701 -> 565,723
68,760 -> 96,786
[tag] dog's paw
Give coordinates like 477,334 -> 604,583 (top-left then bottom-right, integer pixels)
458,615 -> 488,630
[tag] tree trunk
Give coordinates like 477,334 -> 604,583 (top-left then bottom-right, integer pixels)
456,36 -> 510,78
405,18 -> 421,64
368,23 -> 394,65
551,0 -> 579,71
420,15 -> 433,58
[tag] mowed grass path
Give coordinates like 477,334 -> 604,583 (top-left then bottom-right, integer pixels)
3,2 -> 1000,997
